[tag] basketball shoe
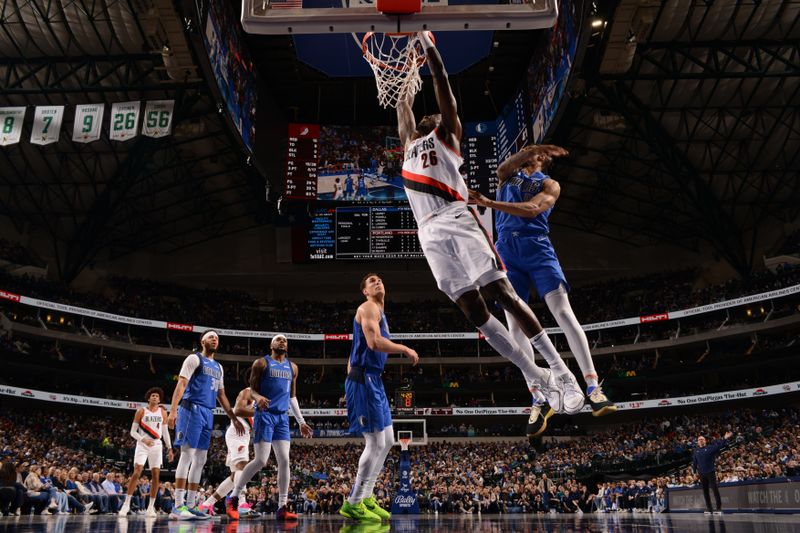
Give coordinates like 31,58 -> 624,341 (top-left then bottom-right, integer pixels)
587,383 -> 617,416
363,496 -> 391,520
276,505 -> 298,520
225,496 -> 239,520
339,501 -> 381,522
527,401 -> 554,441
557,372 -> 586,414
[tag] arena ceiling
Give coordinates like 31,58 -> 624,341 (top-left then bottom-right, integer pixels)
0,0 -> 267,282
0,0 -> 798,282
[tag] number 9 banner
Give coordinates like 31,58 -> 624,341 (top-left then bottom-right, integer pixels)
142,100 -> 175,139
109,101 -> 141,141
72,104 -> 105,143
0,107 -> 27,146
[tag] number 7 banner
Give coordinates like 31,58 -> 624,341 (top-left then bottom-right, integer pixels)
109,101 -> 141,141
142,100 -> 175,138
72,104 -> 105,143
30,106 -> 65,146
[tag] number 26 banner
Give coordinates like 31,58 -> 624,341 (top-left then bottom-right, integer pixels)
109,101 -> 141,141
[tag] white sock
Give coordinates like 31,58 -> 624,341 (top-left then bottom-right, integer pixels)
530,331 -> 568,376
187,490 -> 197,508
479,315 -> 549,383
120,498 -> 130,512
175,488 -> 186,508
362,426 -> 394,500
147,498 -> 155,511
544,286 -> 598,385
348,431 -> 384,505
531,389 -> 546,404
206,476 -> 235,505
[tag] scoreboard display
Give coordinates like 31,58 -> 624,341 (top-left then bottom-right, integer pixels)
285,123 -> 320,200
307,206 -> 423,260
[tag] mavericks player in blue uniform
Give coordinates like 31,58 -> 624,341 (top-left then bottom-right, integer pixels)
340,273 -> 419,522
167,330 -> 244,520
355,174 -> 368,201
345,174 -> 355,200
228,334 -> 313,520
469,145 -> 616,416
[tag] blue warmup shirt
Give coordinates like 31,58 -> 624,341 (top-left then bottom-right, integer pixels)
693,439 -> 728,475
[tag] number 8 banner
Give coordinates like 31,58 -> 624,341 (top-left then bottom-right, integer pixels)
72,104 -> 105,143
0,107 -> 27,146
142,100 -> 175,139
30,106 -> 65,146
109,101 -> 141,141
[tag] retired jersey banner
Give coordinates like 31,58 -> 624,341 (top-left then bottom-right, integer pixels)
30,106 -> 64,145
109,101 -> 141,141
0,107 -> 26,146
72,104 -> 104,143
142,100 -> 175,138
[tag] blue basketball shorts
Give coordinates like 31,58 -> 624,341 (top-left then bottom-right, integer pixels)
252,411 -> 291,443
174,403 -> 214,450
495,234 -> 569,302
345,373 -> 392,435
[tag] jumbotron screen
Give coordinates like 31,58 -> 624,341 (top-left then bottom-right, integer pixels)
306,206 -> 423,260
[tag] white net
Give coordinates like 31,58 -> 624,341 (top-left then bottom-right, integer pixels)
362,32 -> 427,109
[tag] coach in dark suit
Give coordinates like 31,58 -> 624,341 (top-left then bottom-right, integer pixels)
693,431 -> 733,514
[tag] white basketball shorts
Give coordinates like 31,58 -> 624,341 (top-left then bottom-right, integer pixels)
417,203 -> 507,301
225,426 -> 250,469
134,441 -> 163,469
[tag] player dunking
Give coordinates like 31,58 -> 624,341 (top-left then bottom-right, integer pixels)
469,146 -> 617,416
396,32 -> 566,437
118,388 -> 173,517
167,330 -> 244,520
228,335 -> 313,521
340,273 -> 419,522
198,387 -> 255,516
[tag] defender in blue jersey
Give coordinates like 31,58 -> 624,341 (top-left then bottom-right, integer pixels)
340,273 -> 419,523
345,174 -> 355,200
167,330 -> 244,520
469,144 -> 616,417
228,334 -> 312,521
355,174 -> 368,201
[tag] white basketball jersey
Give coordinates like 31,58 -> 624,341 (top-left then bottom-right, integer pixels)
401,128 -> 466,222
139,406 -> 165,441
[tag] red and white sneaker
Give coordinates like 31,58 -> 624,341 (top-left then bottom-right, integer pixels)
276,506 -> 298,520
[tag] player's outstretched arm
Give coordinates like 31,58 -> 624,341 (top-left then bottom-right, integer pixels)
397,92 -> 417,147
419,32 -> 461,140
359,301 -> 419,365
469,178 -> 560,218
496,144 -> 569,184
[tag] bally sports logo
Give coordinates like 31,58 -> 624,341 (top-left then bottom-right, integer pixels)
640,313 -> 669,323
167,322 -> 193,332
753,389 -> 767,396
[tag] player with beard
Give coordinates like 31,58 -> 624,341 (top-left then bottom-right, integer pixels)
227,335 -> 313,520
167,330 -> 244,520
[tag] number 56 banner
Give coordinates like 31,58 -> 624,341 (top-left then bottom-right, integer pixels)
142,100 -> 175,138
109,101 -> 141,141
72,104 -> 105,143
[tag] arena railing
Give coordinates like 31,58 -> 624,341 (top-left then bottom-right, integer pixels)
2,380 -> 798,417
1,283 -> 797,339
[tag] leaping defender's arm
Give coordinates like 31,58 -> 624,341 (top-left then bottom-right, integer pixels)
470,178 -> 560,218
397,93 -> 417,147
496,144 -> 569,185
419,32 -> 461,140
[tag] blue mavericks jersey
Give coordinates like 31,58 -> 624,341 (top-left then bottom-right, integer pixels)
260,357 -> 293,412
182,353 -> 223,409
495,170 -> 552,237
349,312 -> 390,372
345,177 -> 354,192
358,177 -> 366,190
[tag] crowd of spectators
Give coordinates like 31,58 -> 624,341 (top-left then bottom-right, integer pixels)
1,265 -> 798,338
0,239 -> 43,268
1,406 -> 797,516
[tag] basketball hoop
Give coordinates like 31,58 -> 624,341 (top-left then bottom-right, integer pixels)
362,32 -> 435,109
399,436 -> 412,451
